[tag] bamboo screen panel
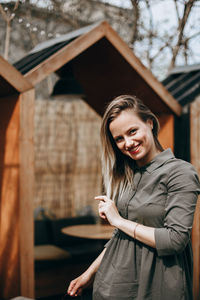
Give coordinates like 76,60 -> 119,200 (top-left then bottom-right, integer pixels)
34,95 -> 102,218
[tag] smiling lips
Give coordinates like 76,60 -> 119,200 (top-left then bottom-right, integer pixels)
128,143 -> 141,155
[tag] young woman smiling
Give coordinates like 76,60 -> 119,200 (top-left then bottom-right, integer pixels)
67,95 -> 200,300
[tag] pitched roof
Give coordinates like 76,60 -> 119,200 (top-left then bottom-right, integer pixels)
14,23 -> 99,75
13,21 -> 181,116
162,64 -> 200,106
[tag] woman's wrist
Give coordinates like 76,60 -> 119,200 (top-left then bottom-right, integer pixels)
113,215 -> 126,229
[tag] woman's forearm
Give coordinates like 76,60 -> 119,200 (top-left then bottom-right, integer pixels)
67,247 -> 107,296
96,195 -> 155,249
116,218 -> 156,248
86,247 -> 106,277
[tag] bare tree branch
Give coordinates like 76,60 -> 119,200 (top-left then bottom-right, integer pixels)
169,0 -> 196,70
129,0 -> 140,46
0,0 -> 20,60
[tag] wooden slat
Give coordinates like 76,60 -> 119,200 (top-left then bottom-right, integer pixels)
0,55 -> 32,93
103,22 -> 182,117
19,89 -> 35,298
0,95 -> 20,299
190,96 -> 200,300
25,23 -> 106,85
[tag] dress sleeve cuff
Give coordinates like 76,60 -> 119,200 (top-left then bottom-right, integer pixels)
155,228 -> 172,256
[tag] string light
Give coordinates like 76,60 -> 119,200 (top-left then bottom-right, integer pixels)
14,16 -> 64,38
1,4 -> 66,40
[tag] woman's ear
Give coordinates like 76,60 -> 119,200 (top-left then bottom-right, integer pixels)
147,119 -> 153,130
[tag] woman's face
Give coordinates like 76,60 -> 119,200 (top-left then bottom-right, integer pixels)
109,109 -> 160,167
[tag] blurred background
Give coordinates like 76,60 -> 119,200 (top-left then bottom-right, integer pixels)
1,0 -> 200,219
0,1 -> 200,299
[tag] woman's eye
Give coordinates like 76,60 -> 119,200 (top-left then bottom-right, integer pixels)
130,129 -> 136,134
115,137 -> 123,143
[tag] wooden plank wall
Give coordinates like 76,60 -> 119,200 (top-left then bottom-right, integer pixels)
190,96 -> 200,300
0,91 -> 35,299
157,114 -> 174,151
0,95 -> 20,299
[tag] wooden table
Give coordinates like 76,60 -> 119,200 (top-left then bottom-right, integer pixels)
61,224 -> 114,240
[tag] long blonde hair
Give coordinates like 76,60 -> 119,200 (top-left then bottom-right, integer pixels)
101,95 -> 163,201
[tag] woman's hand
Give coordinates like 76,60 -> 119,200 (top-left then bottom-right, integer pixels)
95,195 -> 122,227
67,271 -> 93,297
67,248 -> 107,297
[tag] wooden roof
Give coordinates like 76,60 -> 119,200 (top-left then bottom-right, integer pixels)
14,21 -> 181,116
162,63 -> 200,107
0,56 -> 32,97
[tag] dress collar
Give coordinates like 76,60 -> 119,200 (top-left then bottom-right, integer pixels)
134,148 -> 175,174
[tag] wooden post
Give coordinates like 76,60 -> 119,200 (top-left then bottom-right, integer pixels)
0,90 -> 35,299
190,96 -> 200,300
0,95 -> 21,299
19,89 -> 35,298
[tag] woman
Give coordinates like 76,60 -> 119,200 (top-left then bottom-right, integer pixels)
67,95 -> 200,300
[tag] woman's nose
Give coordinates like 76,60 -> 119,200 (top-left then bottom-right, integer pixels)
125,138 -> 133,149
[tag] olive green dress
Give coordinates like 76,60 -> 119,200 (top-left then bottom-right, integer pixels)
93,149 -> 200,300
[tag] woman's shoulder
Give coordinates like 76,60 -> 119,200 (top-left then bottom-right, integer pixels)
163,156 -> 200,192
164,155 -> 197,174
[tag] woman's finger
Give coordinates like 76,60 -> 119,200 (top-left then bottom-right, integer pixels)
99,212 -> 107,219
95,195 -> 108,202
98,200 -> 105,208
74,287 -> 83,296
67,280 -> 76,294
70,282 -> 81,296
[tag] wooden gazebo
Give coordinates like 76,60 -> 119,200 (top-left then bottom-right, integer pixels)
1,21 -> 198,299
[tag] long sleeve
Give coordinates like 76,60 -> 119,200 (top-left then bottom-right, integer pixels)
155,162 -> 200,257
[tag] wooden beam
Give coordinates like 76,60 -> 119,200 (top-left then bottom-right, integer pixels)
19,89 -> 35,298
190,96 -> 200,300
0,56 -> 32,93
103,22 -> 182,117
25,22 -> 107,85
